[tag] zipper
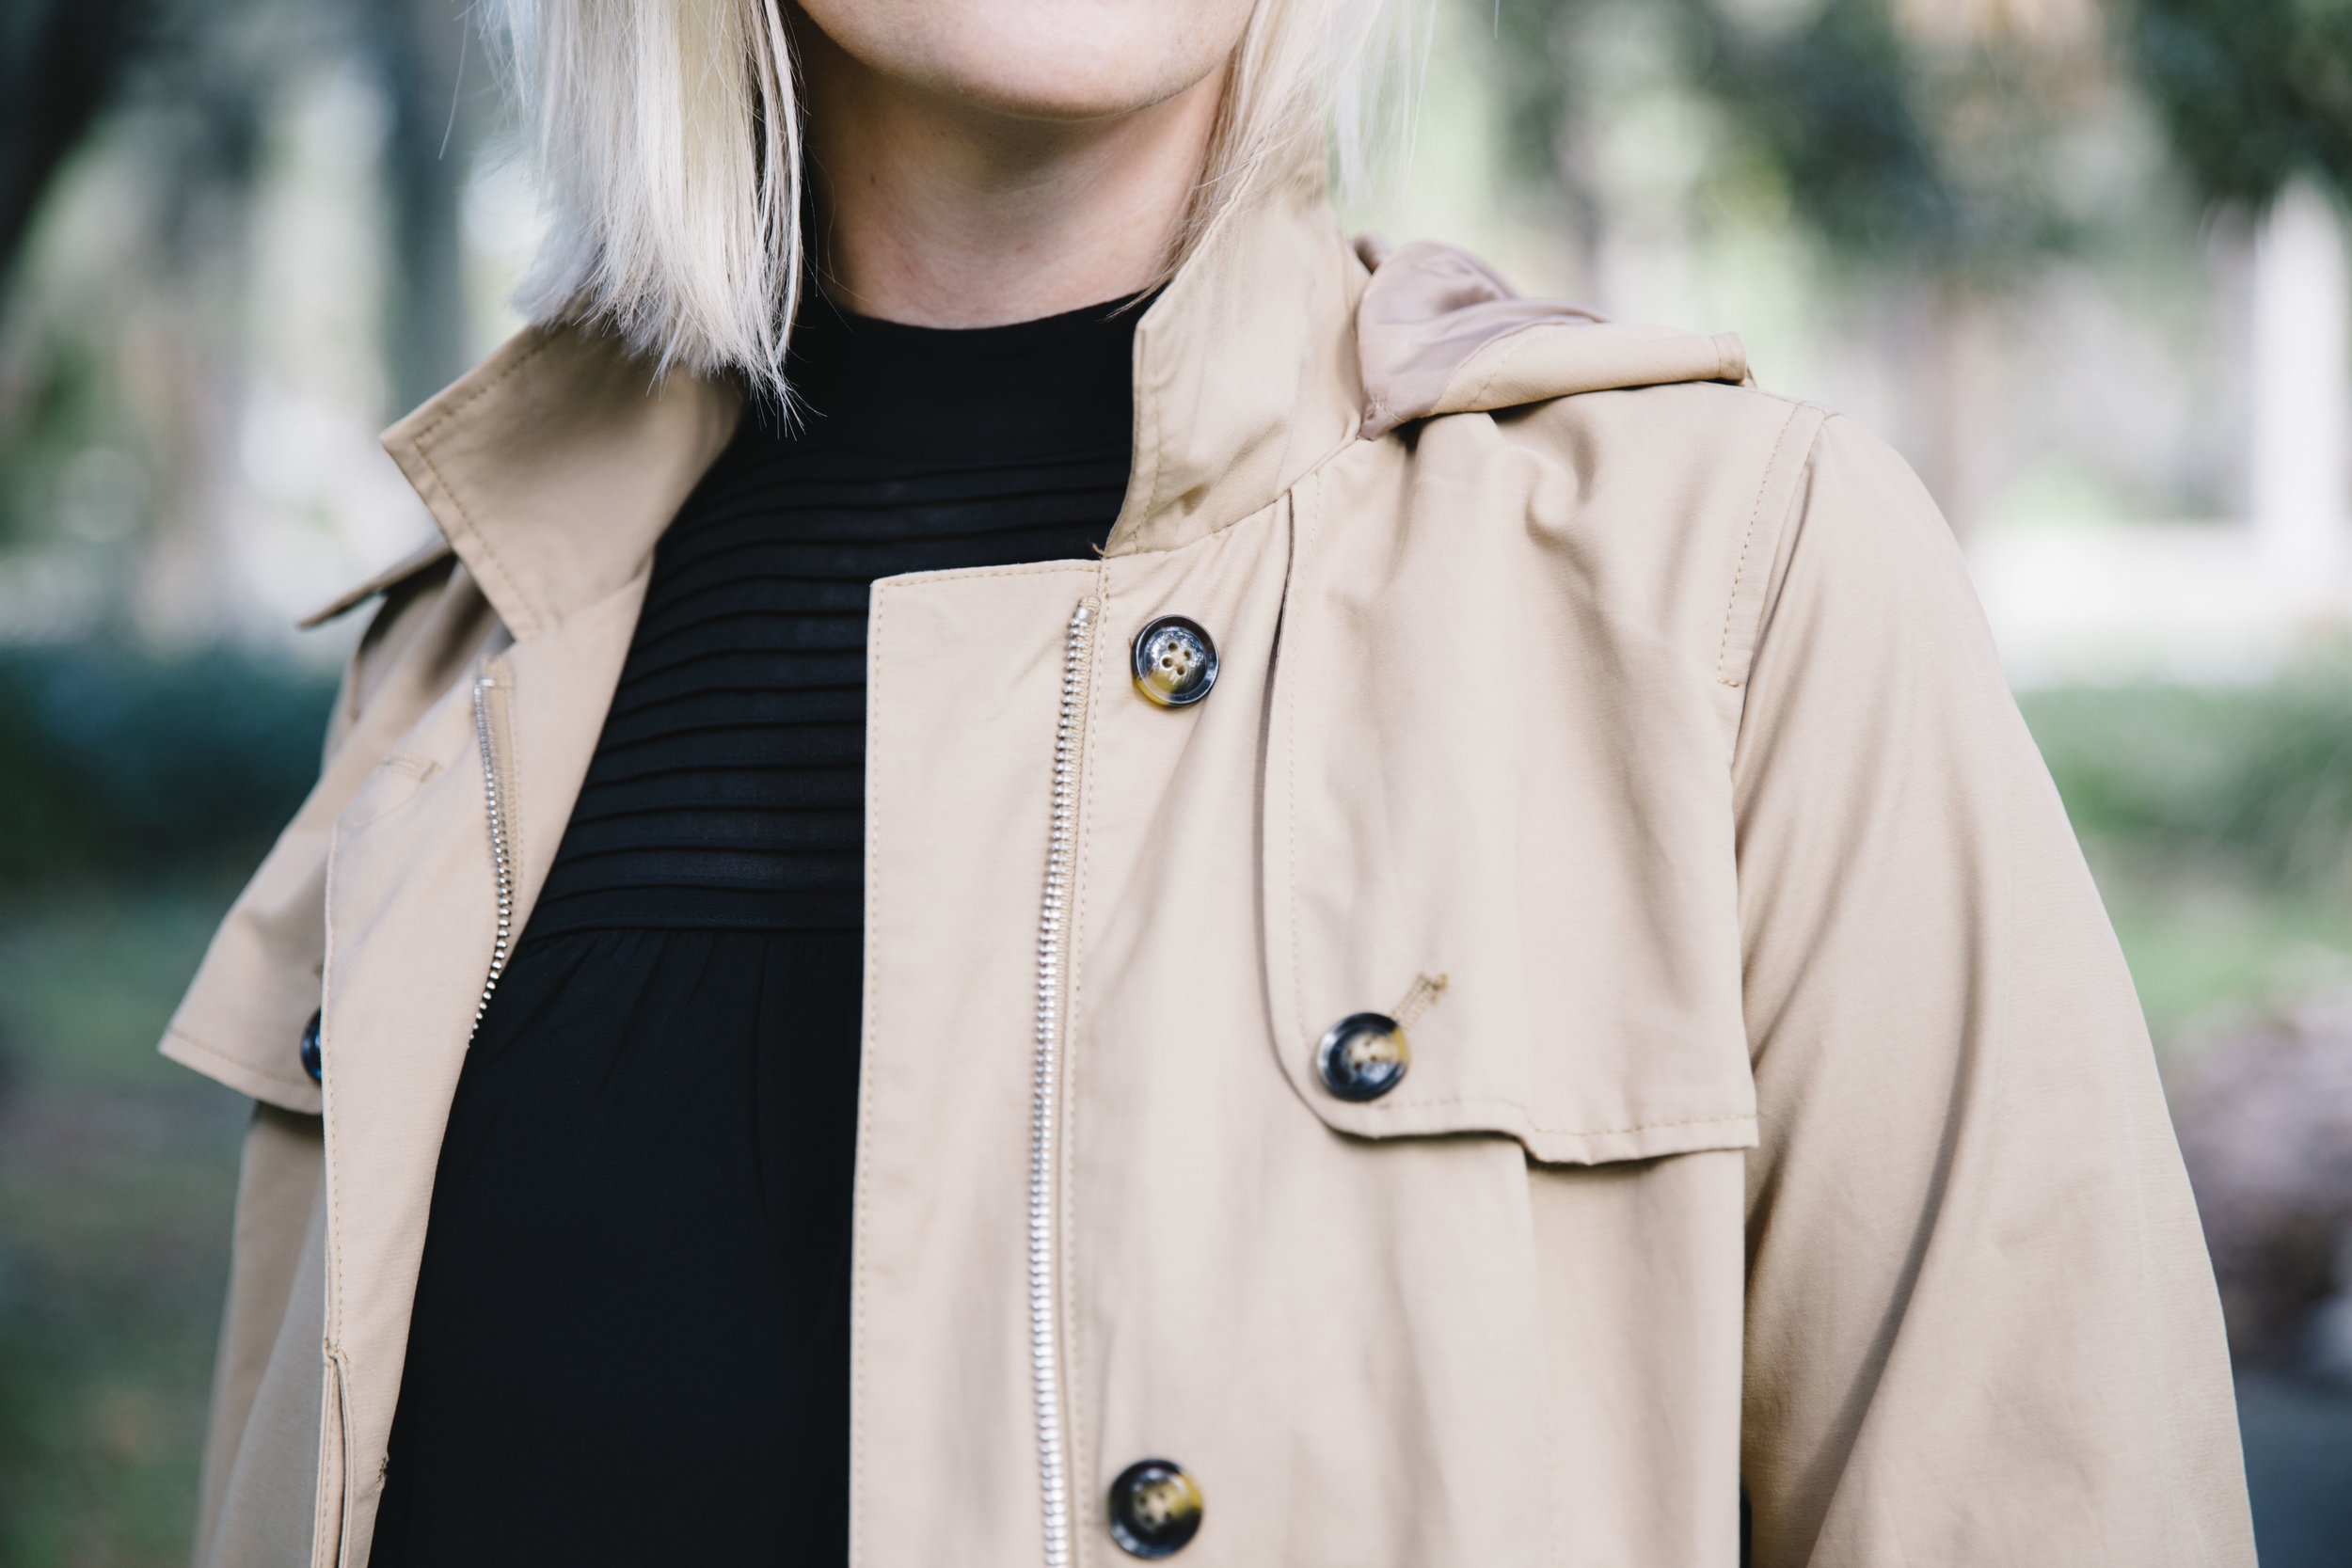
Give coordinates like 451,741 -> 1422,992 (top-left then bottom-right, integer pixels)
470,673 -> 516,1033
1030,597 -> 1097,1568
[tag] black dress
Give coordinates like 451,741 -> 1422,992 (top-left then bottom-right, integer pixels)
369,293 -> 1140,1566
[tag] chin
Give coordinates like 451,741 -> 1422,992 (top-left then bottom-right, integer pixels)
801,0 -> 1250,120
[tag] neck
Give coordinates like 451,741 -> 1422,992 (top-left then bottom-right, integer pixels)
796,26 -> 1223,328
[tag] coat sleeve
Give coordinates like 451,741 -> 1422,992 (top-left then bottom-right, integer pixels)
1730,415 -> 2252,1565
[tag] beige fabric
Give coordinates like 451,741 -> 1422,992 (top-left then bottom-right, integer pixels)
159,557 -> 494,1115
194,1106 -> 326,1565
171,171 -> 2251,1567
1355,237 -> 1748,438
294,538 -> 453,631
1732,419 -> 2249,1560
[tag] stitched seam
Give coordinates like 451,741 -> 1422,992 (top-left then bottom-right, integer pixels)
310,1354 -> 340,1568
409,436 -> 535,635
319,818 -> 348,1560
870,560 -> 1104,593
334,1345 -> 361,1567
405,332 -> 554,446
1727,416 -> 1835,793
1063,562 -> 1109,1553
1715,402 -> 1804,688
1345,1103 -> 1757,1138
1145,326 -> 1167,529
159,1027 -> 317,1094
1288,478 -> 1311,1056
377,752 -> 440,782
849,580 -> 886,1568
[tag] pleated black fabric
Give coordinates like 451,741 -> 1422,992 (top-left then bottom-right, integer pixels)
528,294 -> 1137,937
371,293 -> 1139,1567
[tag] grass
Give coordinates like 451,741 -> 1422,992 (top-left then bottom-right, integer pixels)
2084,843 -> 2352,1047
2020,677 -> 2352,1050
0,875 -> 247,1568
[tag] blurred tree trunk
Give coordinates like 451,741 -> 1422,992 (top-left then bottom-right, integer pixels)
370,0 -> 472,417
1907,277 -> 2005,541
0,0 -> 149,285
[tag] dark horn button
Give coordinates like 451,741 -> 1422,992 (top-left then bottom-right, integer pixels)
299,1008 -> 323,1085
1316,1012 -> 1409,1101
1108,1458 -> 1203,1559
1131,616 -> 1218,707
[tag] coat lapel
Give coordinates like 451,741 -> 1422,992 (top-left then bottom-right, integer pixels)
317,325 -> 738,1560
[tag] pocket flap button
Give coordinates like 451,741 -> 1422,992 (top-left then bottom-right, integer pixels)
1317,1011 -> 1408,1101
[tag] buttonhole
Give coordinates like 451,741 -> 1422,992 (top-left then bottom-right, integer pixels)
1389,973 -> 1450,1031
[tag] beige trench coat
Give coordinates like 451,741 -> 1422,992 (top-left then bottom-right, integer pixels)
166,174 -> 2253,1567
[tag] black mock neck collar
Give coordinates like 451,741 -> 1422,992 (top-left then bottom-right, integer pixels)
761,290 -> 1152,463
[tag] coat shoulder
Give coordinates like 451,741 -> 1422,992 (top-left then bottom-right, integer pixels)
1360,381 -> 1951,718
1471,376 -> 1837,569
1493,374 -> 1825,458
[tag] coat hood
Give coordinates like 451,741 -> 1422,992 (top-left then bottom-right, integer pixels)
1350,235 -> 1749,440
325,188 -> 1746,632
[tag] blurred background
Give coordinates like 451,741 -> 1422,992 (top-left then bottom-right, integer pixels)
3,0 -> 2351,1560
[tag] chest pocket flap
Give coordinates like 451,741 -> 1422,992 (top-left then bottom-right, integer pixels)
1262,497 -> 1757,1166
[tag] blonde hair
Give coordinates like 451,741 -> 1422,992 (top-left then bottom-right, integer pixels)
492,0 -> 1412,399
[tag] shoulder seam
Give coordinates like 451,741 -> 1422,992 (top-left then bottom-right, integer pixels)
1716,401 -> 1823,688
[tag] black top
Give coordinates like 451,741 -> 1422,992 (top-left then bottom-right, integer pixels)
529,297 -> 1137,936
370,293 -> 1138,1567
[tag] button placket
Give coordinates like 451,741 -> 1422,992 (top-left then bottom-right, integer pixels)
1316,1012 -> 1407,1101
1314,974 -> 1448,1102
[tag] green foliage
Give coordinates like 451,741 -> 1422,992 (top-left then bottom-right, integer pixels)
2129,0 -> 2352,208
1692,0 -> 1955,259
1491,0 -> 2116,278
0,643 -> 334,882
0,332 -> 119,550
2021,673 -> 2352,880
0,882 -> 248,1568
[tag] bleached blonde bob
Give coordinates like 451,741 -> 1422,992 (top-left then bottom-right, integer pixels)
491,0 -> 1415,401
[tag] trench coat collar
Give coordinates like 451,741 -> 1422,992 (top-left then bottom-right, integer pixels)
1103,167 -> 1366,556
376,326 -> 739,642
376,175 -> 1368,640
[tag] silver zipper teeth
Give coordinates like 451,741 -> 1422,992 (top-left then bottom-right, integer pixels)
470,675 -> 516,1032
1030,598 -> 1095,1568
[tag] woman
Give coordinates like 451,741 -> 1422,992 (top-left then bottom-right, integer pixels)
167,1 -> 2253,1564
